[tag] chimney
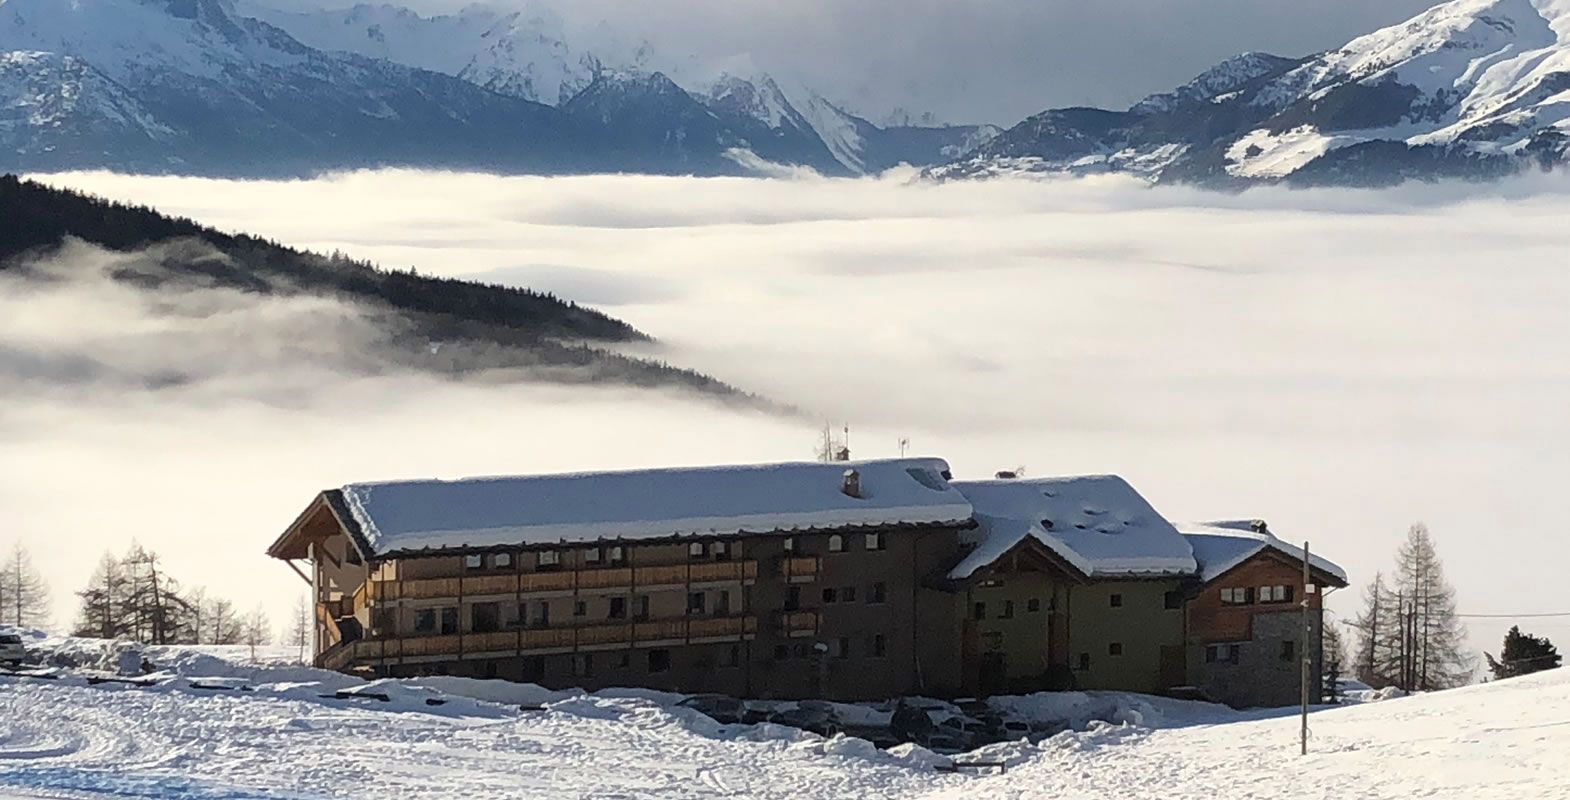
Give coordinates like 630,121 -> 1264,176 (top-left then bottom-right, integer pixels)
1250,519 -> 1269,534
841,469 -> 862,498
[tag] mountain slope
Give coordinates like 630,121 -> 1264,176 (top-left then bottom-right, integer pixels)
233,1 -> 995,175
0,174 -> 747,396
0,0 -> 598,175
940,0 -> 1570,186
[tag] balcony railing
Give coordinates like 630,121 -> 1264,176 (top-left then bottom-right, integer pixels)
326,615 -> 758,666
777,611 -> 819,636
780,556 -> 821,581
372,560 -> 759,602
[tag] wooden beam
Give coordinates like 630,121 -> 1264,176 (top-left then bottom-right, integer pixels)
284,559 -> 312,587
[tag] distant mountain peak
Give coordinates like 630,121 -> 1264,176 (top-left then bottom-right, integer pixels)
939,0 -> 1570,187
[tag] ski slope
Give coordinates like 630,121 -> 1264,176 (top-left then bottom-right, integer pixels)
1,641 -> 1566,799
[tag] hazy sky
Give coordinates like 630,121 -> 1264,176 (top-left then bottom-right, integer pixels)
257,0 -> 1443,123
11,167 -> 1570,657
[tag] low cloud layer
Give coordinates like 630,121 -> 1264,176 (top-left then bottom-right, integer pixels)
11,168 -> 1570,654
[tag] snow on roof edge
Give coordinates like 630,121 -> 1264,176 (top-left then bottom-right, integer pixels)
1180,521 -> 1349,584
338,457 -> 975,556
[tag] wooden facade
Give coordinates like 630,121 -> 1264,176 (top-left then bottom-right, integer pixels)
270,487 -> 1348,705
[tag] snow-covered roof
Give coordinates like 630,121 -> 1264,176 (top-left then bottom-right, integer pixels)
1180,520 -> 1349,585
949,476 -> 1198,580
337,458 -> 974,555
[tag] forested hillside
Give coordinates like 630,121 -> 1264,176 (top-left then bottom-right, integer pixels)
0,175 -> 747,396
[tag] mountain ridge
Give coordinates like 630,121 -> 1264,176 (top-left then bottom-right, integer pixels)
937,0 -> 1570,185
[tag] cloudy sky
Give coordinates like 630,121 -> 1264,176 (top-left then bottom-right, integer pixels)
261,0 -> 1440,123
12,167 -> 1570,655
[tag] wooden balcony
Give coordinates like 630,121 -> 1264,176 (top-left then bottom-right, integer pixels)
780,556 -> 821,583
372,560 -> 759,602
778,611 -> 819,637
326,615 -> 758,667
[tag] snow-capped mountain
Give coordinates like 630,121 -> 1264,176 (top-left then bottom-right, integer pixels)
237,2 -> 603,106
0,0 -> 599,175
940,0 -> 1570,185
232,1 -> 995,175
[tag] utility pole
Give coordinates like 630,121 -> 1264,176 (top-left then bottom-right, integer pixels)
1300,540 -> 1311,756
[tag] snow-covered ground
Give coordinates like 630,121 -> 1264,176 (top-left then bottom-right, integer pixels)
2,634 -> 1565,799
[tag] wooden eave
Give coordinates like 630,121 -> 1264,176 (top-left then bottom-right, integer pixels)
935,535 -> 1091,592
373,518 -> 978,561
1204,545 -> 1348,590
265,490 -> 372,563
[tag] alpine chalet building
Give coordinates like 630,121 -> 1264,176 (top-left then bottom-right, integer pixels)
267,457 -> 1346,706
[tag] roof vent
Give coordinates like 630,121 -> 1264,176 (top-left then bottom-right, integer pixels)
1250,519 -> 1269,534
1041,519 -> 1055,530
842,469 -> 862,499
995,470 -> 1018,480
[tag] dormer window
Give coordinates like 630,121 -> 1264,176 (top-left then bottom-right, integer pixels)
464,554 -> 484,570
828,534 -> 845,553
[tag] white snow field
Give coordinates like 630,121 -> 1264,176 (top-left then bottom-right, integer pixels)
2,638 -> 1567,799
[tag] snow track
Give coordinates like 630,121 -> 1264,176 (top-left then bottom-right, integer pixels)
3,651 -> 1568,799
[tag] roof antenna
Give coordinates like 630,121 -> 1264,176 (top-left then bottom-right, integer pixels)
898,437 -> 910,458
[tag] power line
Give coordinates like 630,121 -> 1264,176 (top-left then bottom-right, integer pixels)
1453,612 -> 1570,619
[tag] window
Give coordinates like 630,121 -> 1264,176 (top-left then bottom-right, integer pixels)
1109,593 -> 1123,608
1000,600 -> 1015,619
1077,652 -> 1091,671
464,554 -> 484,570
1027,598 -> 1041,613
688,592 -> 707,615
494,552 -> 513,569
842,586 -> 857,603
584,547 -> 601,564
828,535 -> 845,553
573,653 -> 594,677
973,602 -> 987,621
345,547 -> 362,566
1221,587 -> 1255,605
414,609 -> 436,633
635,595 -> 650,621
647,649 -> 671,674
511,603 -> 527,629
616,652 -> 631,669
1280,640 -> 1296,662
783,537 -> 795,553
1206,644 -> 1242,663
538,550 -> 561,569
773,644 -> 790,661
870,634 -> 887,657
574,600 -> 587,617
713,541 -> 729,560
689,542 -> 706,559
822,587 -> 838,603
1108,642 -> 1124,656
865,532 -> 885,551
1164,591 -> 1183,610
472,603 -> 500,633
1258,585 -> 1295,603
608,597 -> 627,619
440,608 -> 458,635
868,582 -> 887,604
785,586 -> 801,611
715,590 -> 732,616
836,636 -> 852,660
793,643 -> 810,658
534,602 -> 551,628
608,546 -> 625,564
722,645 -> 741,668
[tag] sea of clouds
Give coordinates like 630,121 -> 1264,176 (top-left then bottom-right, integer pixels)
5,167 -> 1569,651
